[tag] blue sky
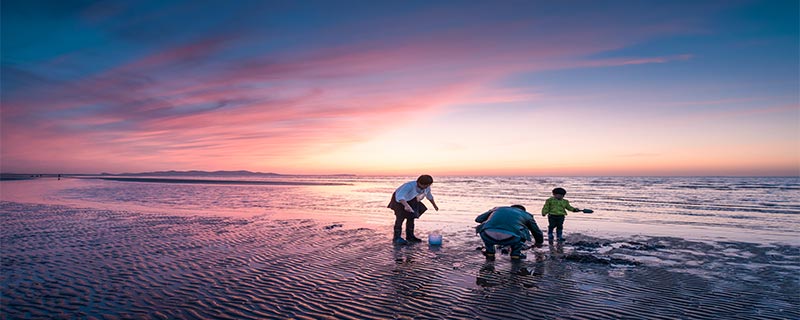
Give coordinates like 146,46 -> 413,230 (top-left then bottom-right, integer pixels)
2,0 -> 798,175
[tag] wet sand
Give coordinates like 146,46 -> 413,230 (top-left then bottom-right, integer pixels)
2,201 -> 798,319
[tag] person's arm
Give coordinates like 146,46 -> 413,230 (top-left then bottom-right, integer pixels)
475,207 -> 498,223
541,199 -> 550,216
526,217 -> 544,245
398,199 -> 414,213
425,188 -> 438,211
394,182 -> 416,213
429,198 -> 439,211
564,200 -> 579,212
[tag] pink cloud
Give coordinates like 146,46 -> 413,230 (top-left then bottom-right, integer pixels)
617,54 -> 693,65
123,36 -> 235,71
573,54 -> 694,69
1,7 -> 721,173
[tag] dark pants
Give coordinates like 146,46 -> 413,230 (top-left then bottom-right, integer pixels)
479,231 -> 523,256
393,213 -> 416,240
388,193 -> 427,240
548,215 -> 566,239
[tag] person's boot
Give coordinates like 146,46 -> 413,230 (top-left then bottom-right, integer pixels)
557,230 -> 565,242
393,226 -> 402,242
393,238 -> 408,245
406,226 -> 422,243
483,245 -> 496,260
510,252 -> 527,260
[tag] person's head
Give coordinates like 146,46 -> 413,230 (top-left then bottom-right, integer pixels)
552,187 -> 567,199
510,204 -> 526,212
416,174 -> 433,189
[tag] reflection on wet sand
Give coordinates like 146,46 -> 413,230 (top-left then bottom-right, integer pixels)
2,201 -> 798,319
476,256 -> 547,289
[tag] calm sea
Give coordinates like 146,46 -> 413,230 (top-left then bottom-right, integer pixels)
2,175 -> 799,244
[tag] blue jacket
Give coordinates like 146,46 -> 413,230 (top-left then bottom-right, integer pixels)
475,207 -> 544,244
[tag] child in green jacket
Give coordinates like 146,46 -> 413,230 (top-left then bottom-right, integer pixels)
541,187 -> 581,241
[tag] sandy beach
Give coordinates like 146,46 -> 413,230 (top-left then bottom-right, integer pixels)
2,199 -> 798,319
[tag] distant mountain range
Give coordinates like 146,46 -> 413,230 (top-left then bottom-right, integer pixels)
102,170 -> 282,176
99,170 -> 355,177
0,170 -> 355,177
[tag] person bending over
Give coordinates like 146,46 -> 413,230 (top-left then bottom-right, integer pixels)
388,175 -> 439,245
475,205 -> 543,260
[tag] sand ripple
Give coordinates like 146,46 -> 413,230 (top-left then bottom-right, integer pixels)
2,201 -> 798,319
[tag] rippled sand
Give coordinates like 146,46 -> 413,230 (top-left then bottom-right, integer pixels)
2,201 -> 798,319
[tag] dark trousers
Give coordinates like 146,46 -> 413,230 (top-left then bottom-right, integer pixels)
393,213 -> 416,240
479,231 -> 523,256
388,193 -> 427,240
548,215 -> 566,238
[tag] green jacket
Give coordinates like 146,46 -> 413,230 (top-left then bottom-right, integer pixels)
541,197 -> 577,216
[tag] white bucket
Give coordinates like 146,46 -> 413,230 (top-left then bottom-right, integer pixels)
428,233 -> 442,245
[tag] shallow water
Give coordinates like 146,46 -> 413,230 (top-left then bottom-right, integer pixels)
3,175 -> 798,244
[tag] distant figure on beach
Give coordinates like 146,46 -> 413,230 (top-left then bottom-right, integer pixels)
388,175 -> 439,245
58,174 -> 61,180
475,205 -> 544,260
541,187 -> 581,242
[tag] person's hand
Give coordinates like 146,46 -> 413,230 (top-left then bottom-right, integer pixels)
404,205 -> 414,213
573,208 -> 581,212
433,204 -> 439,211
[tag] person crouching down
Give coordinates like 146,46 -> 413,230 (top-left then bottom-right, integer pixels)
475,205 -> 544,260
388,175 -> 439,245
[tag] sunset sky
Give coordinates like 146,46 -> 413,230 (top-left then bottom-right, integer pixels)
2,1 -> 798,176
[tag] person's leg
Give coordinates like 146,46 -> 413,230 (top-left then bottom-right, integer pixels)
555,216 -> 565,240
489,235 -> 524,259
406,217 -> 421,242
479,232 -> 497,253
509,241 -> 525,260
393,213 -> 405,242
547,215 -> 556,239
479,232 -> 498,260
